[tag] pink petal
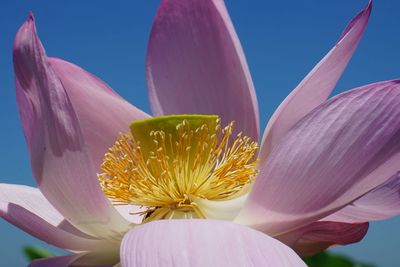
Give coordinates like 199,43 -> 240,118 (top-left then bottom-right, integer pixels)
259,1 -> 372,161
276,221 -> 368,257
146,0 -> 259,140
120,219 -> 306,267
237,80 -> 400,235
324,173 -> 400,223
49,58 -> 149,171
29,252 -> 116,267
13,14 -> 129,237
0,184 -> 111,251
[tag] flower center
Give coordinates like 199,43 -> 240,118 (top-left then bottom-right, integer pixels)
98,115 -> 258,222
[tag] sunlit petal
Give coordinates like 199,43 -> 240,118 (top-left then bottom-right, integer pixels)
121,220 -> 306,267
13,14 -> 130,237
259,1 -> 372,161
49,58 -> 149,170
325,173 -> 400,223
0,184 -> 115,250
238,80 -> 400,235
147,0 -> 259,140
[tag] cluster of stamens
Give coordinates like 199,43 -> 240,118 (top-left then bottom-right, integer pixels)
98,117 -> 258,222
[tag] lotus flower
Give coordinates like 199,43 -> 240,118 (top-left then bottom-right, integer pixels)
1,0 -> 400,266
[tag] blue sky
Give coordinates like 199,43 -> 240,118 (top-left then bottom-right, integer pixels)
1,0 -> 399,266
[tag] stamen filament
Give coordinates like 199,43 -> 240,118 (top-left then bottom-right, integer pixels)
98,116 -> 258,222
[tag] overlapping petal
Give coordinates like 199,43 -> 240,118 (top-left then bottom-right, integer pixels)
121,220 -> 306,267
259,1 -> 372,161
13,14 -> 130,237
193,194 -> 248,221
276,221 -> 368,257
146,0 -> 259,141
0,184 -> 114,250
324,173 -> 400,223
6,1 -> 397,265
49,58 -> 149,170
237,80 -> 400,235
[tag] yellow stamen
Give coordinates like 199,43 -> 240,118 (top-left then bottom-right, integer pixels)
98,115 -> 258,222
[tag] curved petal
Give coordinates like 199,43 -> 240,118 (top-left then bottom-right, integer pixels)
1,184 -> 70,228
13,14 -> 130,237
0,184 -> 116,250
121,219 -> 306,267
237,80 -> 400,235
259,1 -> 372,161
146,0 -> 259,141
113,205 -> 144,224
193,194 -> 248,221
276,221 -> 368,257
324,173 -> 400,223
49,58 -> 149,170
29,252 -> 117,267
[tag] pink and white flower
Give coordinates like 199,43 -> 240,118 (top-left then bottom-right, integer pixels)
1,0 -> 399,266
